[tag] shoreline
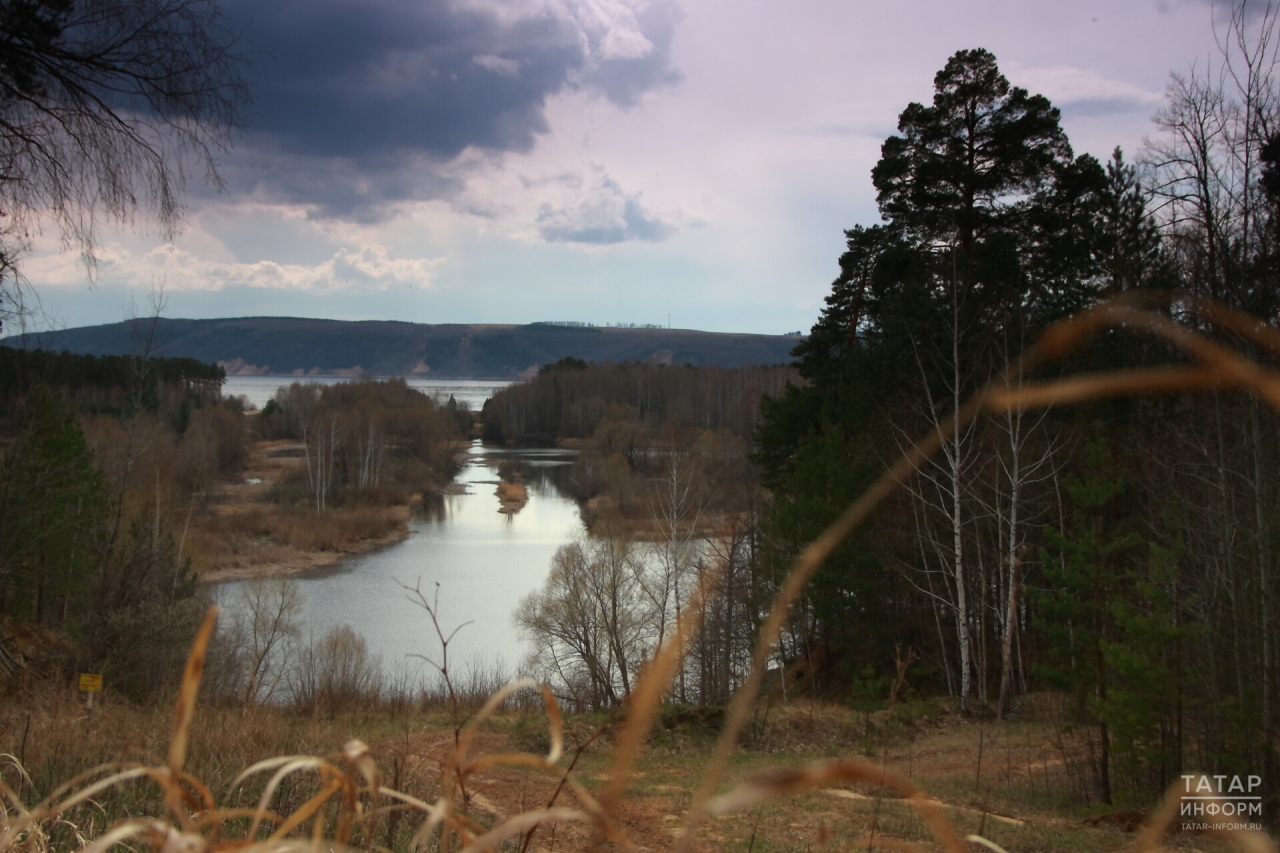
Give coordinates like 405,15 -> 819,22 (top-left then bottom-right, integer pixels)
192,436 -> 445,585
198,521 -> 412,585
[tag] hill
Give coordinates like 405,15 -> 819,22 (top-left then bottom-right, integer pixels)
1,318 -> 801,378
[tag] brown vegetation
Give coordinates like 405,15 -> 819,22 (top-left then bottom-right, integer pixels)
495,480 -> 529,514
11,296 -> 1279,850
0,372 -> 465,707
180,437 -> 415,582
0,618 -> 1268,853
188,502 -> 409,582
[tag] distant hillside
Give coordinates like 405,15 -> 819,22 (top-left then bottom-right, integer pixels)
1,317 -> 802,379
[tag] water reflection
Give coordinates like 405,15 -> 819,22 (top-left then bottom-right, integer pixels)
418,492 -> 447,524
222,376 -> 512,411
215,440 -> 582,680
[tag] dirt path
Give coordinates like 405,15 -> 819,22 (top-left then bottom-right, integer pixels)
820,788 -> 1026,826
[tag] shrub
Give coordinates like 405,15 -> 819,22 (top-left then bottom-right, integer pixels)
290,624 -> 384,715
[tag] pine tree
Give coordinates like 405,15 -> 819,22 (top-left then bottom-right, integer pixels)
1101,541 -> 1197,799
0,384 -> 106,626
1035,427 -> 1142,805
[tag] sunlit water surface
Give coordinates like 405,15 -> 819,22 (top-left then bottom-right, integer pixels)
222,376 -> 511,411
215,442 -> 582,680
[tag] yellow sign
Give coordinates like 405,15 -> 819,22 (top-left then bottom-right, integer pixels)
78,673 -> 102,693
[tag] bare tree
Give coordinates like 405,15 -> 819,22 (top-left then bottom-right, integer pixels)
895,278 -> 985,713
234,577 -> 301,704
1145,1 -> 1280,311
986,379 -> 1062,719
301,414 -> 340,515
693,514 -> 757,704
1144,0 -> 1280,766
0,0 -> 250,326
640,454 -> 706,699
516,536 -> 649,711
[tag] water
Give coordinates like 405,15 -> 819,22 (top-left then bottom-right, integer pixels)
215,441 -> 582,680
222,375 -> 512,411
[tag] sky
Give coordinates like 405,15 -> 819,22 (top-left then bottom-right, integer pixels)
12,0 -> 1247,336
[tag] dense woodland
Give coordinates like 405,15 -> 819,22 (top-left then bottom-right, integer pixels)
483,359 -> 793,524
482,359 -> 798,444
501,36 -> 1280,814
0,345 -> 224,422
757,42 -> 1280,807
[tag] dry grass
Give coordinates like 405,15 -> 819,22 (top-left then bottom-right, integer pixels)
0,673 -> 1265,853
180,438 -> 416,580
4,293 -> 1280,852
188,504 -> 409,581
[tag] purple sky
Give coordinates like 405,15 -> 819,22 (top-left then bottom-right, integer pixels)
16,0 -> 1238,336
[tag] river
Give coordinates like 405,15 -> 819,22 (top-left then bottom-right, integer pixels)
215,376 -> 583,684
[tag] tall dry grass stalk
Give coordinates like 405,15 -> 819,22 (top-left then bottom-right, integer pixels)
3,292 -> 1279,852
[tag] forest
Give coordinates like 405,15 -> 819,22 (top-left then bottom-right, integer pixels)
752,41 -> 1280,806
487,37 -> 1280,813
482,359 -> 794,527
0,345 -> 237,694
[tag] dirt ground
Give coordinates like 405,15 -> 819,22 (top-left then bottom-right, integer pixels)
1,685 -> 1252,853
355,702 -> 1245,853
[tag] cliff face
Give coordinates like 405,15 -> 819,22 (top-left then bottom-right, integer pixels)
3,318 -> 801,378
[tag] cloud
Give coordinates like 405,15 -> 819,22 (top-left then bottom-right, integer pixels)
536,171 -> 675,243
217,0 -> 683,217
25,239 -> 440,293
473,54 -> 522,76
564,0 -> 685,106
213,144 -> 470,223
1009,63 -> 1165,110
1176,0 -> 1272,24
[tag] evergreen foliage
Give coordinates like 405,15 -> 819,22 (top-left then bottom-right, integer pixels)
0,345 -> 224,425
0,384 -> 106,625
753,37 -> 1280,806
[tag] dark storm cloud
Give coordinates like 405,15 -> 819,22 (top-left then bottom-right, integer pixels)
214,142 -> 467,222
227,0 -> 575,160
217,0 -> 683,217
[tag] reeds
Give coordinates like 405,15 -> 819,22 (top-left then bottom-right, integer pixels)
4,292 -> 1280,852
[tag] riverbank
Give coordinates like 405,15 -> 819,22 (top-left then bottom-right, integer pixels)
196,517 -> 411,584
190,438 -> 432,584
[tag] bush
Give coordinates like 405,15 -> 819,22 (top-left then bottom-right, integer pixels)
290,625 -> 384,715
